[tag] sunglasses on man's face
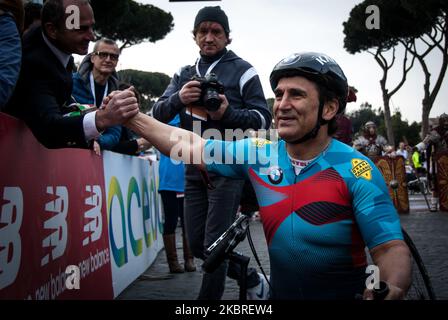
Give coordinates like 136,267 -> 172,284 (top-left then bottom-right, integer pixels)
93,51 -> 120,61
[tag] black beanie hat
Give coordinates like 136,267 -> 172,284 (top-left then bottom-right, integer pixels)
194,6 -> 230,33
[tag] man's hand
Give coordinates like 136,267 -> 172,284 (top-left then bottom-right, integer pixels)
95,88 -> 139,132
136,137 -> 152,153
93,140 -> 101,156
207,94 -> 229,120
179,80 -> 202,105
363,282 -> 405,300
367,240 -> 411,300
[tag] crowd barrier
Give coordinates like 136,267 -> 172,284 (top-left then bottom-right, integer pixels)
0,113 -> 164,299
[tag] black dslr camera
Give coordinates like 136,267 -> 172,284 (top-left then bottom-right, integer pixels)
191,73 -> 225,112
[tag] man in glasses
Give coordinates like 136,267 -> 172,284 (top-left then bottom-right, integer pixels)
5,0 -> 138,149
73,38 -> 120,109
72,38 -> 122,154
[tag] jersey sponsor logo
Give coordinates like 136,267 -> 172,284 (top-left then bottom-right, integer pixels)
267,166 -> 283,185
351,159 -> 372,180
251,138 -> 271,148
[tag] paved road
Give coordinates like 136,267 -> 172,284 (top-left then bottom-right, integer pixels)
400,195 -> 448,299
117,194 -> 448,300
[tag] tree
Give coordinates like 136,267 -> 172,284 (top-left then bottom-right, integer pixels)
406,121 -> 422,147
91,0 -> 174,51
397,0 -> 448,137
118,69 -> 171,114
348,103 -> 421,146
348,102 -> 383,135
343,0 -> 421,146
344,0 -> 448,141
389,110 -> 422,146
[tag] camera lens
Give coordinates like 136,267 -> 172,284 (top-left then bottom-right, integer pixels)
204,88 -> 221,111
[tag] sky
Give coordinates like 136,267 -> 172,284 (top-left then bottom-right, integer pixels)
77,0 -> 447,124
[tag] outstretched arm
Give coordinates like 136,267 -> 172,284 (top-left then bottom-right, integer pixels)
126,112 -> 206,170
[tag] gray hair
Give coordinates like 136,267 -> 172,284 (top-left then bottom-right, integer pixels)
93,37 -> 119,52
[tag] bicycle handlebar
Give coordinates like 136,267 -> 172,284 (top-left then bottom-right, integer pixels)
202,214 -> 250,273
355,280 -> 390,300
373,281 -> 390,300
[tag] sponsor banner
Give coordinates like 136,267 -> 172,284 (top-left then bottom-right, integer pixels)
0,114 -> 114,299
102,151 -> 163,297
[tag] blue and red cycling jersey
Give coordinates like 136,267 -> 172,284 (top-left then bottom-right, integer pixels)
204,137 -> 403,299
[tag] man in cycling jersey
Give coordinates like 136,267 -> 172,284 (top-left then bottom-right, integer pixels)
123,52 -> 411,300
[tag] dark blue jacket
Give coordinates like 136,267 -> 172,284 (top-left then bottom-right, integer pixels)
72,55 -> 121,150
0,13 -> 21,110
152,49 -> 271,179
153,49 -> 271,132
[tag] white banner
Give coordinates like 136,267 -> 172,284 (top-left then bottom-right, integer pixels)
102,151 -> 164,297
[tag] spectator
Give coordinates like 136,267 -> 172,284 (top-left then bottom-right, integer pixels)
152,6 -> 271,299
353,121 -> 391,160
333,86 -> 356,145
0,0 -> 23,110
23,1 -> 41,35
405,144 -> 413,164
4,0 -> 138,149
416,113 -> 448,211
72,38 -> 122,155
159,115 -> 196,274
334,113 -> 353,145
412,147 -> 424,175
396,142 -> 408,160
110,124 -> 151,156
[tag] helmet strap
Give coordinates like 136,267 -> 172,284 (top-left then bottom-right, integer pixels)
289,100 -> 328,145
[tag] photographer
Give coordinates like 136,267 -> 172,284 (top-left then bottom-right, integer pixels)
152,6 -> 271,300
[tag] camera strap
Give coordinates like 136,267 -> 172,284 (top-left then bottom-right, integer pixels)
195,55 -> 224,77
191,53 -> 226,190
89,72 -> 108,107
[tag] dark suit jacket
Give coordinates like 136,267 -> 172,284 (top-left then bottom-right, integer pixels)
5,26 -> 89,148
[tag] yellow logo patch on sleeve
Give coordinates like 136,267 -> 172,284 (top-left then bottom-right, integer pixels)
351,159 -> 372,180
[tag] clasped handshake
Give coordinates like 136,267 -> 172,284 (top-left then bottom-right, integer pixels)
95,86 -> 140,132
